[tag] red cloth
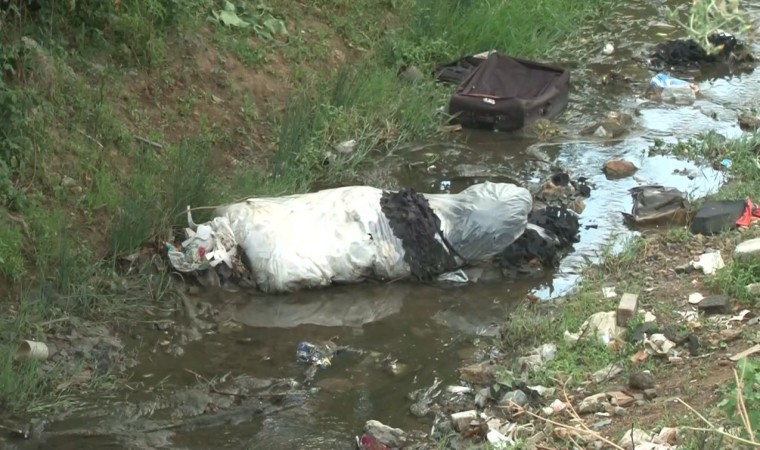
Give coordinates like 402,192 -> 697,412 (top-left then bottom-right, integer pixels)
736,197 -> 760,227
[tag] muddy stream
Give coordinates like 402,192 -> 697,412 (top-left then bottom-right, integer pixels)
9,0 -> 760,449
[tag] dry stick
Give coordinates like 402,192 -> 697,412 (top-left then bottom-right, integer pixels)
77,129 -> 104,148
734,366 -> 756,443
676,398 -> 760,447
134,135 -> 164,149
512,404 -> 625,450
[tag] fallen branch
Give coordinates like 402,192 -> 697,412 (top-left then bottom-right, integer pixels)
508,385 -> 625,450
77,129 -> 104,148
134,135 -> 164,149
677,397 -> 760,447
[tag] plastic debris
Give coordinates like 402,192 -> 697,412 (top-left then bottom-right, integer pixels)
15,340 -> 49,361
564,311 -> 626,346
166,215 -> 238,273
296,341 -> 340,369
691,250 -> 725,275
649,72 -> 699,105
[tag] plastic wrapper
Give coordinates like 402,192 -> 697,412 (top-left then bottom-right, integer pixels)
207,182 -> 532,293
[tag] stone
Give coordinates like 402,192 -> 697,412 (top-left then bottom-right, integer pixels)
629,370 -> 655,390
697,294 -> 732,315
578,393 -> 608,414
747,283 -> 760,295
735,238 -> 760,258
613,406 -> 627,416
474,388 -> 491,408
500,389 -> 528,407
643,388 -> 658,400
602,159 -> 638,179
607,391 -> 635,407
459,362 -> 497,384
364,420 -> 407,448
450,410 -> 478,432
616,293 -> 639,327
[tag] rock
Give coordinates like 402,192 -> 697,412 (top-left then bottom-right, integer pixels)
409,402 -> 432,418
578,393 -> 608,413
656,427 -> 679,445
643,388 -> 658,400
629,370 -> 655,390
616,293 -> 639,327
738,113 -> 760,131
450,410 -> 478,432
747,283 -> 760,295
399,65 -> 425,83
602,159 -> 638,179
613,406 -> 627,416
607,390 -> 635,407
459,362 -> 497,384
474,388 -> 491,408
500,389 -> 528,407
735,238 -> 760,258
592,363 -> 623,383
697,294 -> 732,315
618,428 -> 655,449
364,420 -> 407,448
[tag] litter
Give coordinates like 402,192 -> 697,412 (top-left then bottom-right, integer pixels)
621,185 -> 689,227
648,73 -> 699,105
564,311 -> 626,347
296,341 -> 339,369
15,340 -> 49,361
174,182 -> 532,293
690,198 -> 754,235
445,51 -> 570,132
691,250 -> 725,275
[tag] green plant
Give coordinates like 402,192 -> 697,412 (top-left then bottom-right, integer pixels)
717,360 -> 760,443
667,0 -> 754,51
0,215 -> 25,281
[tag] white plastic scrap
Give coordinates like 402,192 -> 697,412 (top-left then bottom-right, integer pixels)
643,333 -> 677,356
691,250 -> 725,275
564,311 -> 625,346
167,217 -> 238,272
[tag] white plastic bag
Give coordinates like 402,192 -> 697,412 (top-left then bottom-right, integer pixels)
211,181 -> 532,293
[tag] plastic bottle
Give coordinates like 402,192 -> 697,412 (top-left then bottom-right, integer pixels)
649,72 -> 697,105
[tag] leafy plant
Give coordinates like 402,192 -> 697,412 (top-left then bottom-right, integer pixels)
717,359 -> 760,442
208,2 -> 287,39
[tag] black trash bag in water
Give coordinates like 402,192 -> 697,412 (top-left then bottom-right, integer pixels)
497,205 -> 580,270
380,188 -> 463,281
621,185 -> 690,226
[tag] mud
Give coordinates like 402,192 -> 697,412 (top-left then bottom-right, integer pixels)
3,0 -> 759,449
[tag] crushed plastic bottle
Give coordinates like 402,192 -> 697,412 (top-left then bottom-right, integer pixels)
649,73 -> 698,105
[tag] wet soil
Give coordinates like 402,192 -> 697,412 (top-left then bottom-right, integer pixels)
3,0 -> 759,449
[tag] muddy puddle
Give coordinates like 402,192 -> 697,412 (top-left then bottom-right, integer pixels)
8,1 -> 759,449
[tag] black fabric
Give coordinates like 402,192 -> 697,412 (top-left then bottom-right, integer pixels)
496,205 -> 580,270
379,188 -> 461,281
648,33 -> 739,70
649,38 -> 711,69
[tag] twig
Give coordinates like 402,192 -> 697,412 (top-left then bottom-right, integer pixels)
77,129 -> 104,148
134,135 -> 164,150
734,366 -> 756,443
676,398 -> 760,447
514,407 -> 624,450
184,368 -> 210,384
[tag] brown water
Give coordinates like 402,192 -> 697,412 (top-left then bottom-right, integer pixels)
10,1 -> 760,449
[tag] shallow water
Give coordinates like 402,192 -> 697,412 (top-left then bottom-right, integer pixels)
12,1 -> 760,449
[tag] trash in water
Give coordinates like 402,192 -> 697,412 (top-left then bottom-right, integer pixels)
649,72 -> 699,105
721,158 -> 732,168
166,215 -> 239,273
621,185 -> 689,227
296,341 -> 339,369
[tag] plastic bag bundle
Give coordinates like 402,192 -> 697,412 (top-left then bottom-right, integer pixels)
204,182 -> 532,293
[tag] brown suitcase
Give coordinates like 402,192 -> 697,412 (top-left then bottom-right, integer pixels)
448,51 -> 571,132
